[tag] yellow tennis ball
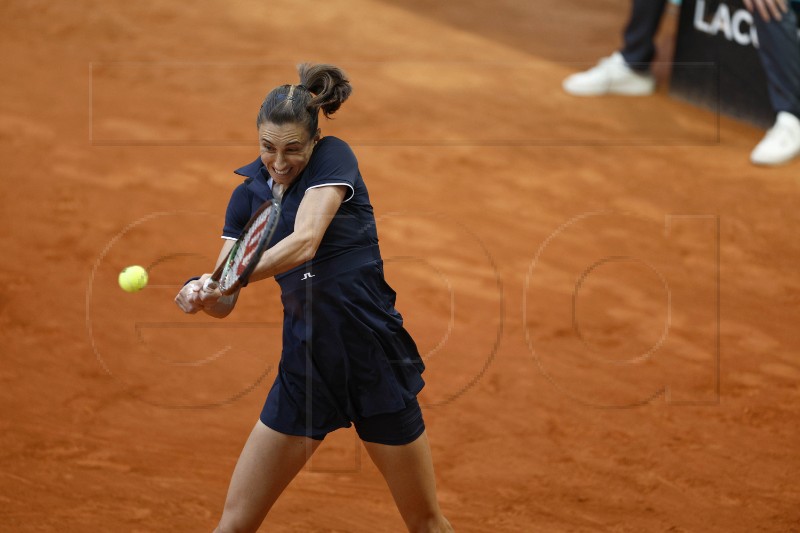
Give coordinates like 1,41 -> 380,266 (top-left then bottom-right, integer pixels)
118,265 -> 148,293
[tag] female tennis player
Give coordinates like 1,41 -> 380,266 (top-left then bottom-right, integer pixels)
175,63 -> 454,533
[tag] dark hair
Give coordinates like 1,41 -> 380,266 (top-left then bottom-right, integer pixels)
256,63 -> 352,137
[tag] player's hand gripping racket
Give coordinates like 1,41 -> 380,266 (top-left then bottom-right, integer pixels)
203,199 -> 282,295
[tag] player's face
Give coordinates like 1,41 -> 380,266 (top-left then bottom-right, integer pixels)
258,122 -> 319,188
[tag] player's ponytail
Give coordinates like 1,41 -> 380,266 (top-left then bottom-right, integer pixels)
256,63 -> 352,138
298,63 -> 352,119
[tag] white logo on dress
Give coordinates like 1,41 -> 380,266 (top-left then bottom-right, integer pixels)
301,272 -> 315,281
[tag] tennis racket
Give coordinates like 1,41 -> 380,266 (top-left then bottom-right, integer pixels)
203,199 -> 282,295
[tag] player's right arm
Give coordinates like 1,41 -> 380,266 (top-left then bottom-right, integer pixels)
175,239 -> 241,318
175,182 -> 253,317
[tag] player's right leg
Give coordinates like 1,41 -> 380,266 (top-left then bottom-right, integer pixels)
214,421 -> 322,533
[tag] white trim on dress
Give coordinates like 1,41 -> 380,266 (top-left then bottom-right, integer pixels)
306,182 -> 355,202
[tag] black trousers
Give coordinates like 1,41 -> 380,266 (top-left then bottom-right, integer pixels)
753,6 -> 800,116
620,0 -> 800,118
620,0 -> 669,69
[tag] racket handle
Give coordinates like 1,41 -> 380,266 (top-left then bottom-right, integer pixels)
203,277 -> 219,292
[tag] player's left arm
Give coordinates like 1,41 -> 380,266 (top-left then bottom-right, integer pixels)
247,185 -> 346,283
197,185 -> 346,310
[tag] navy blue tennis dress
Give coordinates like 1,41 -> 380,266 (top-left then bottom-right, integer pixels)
222,137 -> 425,440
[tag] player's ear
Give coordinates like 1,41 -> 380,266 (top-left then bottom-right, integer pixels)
314,129 -> 321,143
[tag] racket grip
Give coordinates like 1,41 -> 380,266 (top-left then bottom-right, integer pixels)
203,277 -> 219,292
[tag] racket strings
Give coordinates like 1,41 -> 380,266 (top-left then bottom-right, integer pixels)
219,206 -> 275,291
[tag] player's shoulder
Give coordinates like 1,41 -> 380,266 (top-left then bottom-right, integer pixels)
225,181 -> 254,217
229,181 -> 250,198
315,136 -> 356,158
310,136 -> 358,173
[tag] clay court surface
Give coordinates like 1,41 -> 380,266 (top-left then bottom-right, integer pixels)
2,0 -> 799,531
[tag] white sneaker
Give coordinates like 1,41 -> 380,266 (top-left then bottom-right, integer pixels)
562,52 -> 656,96
750,112 -> 800,166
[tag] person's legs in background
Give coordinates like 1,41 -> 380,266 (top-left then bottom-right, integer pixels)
620,0 -> 671,69
563,0 -> 668,95
750,6 -> 800,165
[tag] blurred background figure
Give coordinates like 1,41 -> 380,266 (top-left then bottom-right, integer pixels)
562,0 -> 800,166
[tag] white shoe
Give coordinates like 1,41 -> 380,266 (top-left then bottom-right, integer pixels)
562,52 -> 656,96
750,112 -> 800,166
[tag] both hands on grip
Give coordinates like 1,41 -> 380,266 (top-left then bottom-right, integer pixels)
174,199 -> 282,316
174,274 -> 222,314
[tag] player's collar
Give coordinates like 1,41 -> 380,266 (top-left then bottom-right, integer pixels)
234,157 -> 274,202
233,156 -> 264,179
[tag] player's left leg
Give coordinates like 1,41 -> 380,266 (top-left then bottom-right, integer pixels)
362,431 -> 454,533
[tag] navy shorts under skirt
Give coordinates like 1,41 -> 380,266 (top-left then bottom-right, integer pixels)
260,246 -> 426,445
